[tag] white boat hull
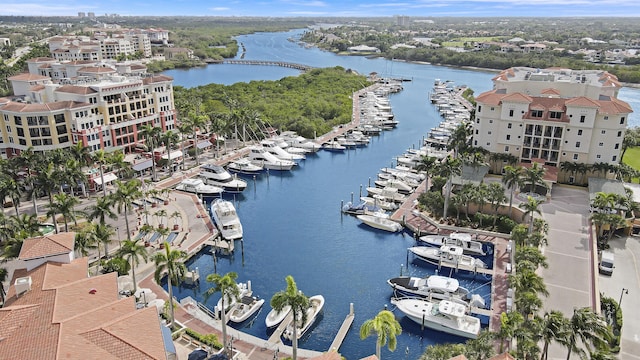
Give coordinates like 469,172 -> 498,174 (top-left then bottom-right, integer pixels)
393,298 -> 480,339
357,214 -> 403,232
228,296 -> 265,323
265,305 -> 291,328
283,295 -> 324,340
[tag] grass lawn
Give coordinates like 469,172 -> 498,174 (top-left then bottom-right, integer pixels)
622,146 -> 640,183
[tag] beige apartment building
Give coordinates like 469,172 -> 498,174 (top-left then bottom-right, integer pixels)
0,58 -> 176,159
473,67 -> 633,179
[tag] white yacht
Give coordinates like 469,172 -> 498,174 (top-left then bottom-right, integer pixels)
418,233 -> 486,256
260,140 -> 305,162
387,275 -> 485,309
175,178 -> 224,197
265,305 -> 292,328
211,198 -> 243,240
279,131 -> 321,153
199,164 -> 248,193
226,157 -> 264,176
357,212 -> 403,232
215,281 -> 252,319
409,245 -> 487,270
248,146 -> 296,171
392,298 -> 481,339
282,295 -> 325,341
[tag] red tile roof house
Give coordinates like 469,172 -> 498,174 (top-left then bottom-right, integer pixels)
0,233 -> 175,360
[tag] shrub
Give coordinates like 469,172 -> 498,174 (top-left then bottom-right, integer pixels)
184,328 -> 223,349
496,216 -> 517,234
600,295 -> 622,353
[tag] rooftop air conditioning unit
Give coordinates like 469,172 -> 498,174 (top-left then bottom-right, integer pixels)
14,276 -> 32,296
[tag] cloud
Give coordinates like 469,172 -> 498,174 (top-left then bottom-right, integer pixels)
2,3 -> 93,15
280,0 -> 327,7
209,7 -> 231,11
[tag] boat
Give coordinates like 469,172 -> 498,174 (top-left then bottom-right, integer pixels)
366,187 -> 407,203
228,295 -> 265,323
409,245 -> 487,270
265,305 -> 292,328
215,281 -> 252,319
210,198 -> 243,240
226,157 -> 264,176
321,140 -> 346,152
418,233 -> 486,256
175,178 -> 224,197
357,213 -> 403,232
279,131 -> 321,153
391,297 -> 481,339
374,178 -> 415,195
248,146 -> 296,171
282,295 -> 325,340
261,140 -> 305,162
360,196 -> 398,211
341,200 -> 381,215
199,164 -> 248,193
387,275 -> 485,308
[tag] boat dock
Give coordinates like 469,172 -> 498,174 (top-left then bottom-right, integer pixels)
267,312 -> 294,344
329,303 -> 355,352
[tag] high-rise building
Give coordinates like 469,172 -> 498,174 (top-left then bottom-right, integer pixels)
396,15 -> 410,26
78,12 -> 85,18
473,67 -> 633,177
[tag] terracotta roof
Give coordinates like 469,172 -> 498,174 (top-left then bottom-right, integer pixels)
541,88 -> 561,96
55,84 -> 98,95
7,73 -> 50,81
1,100 -> 91,113
31,84 -> 46,91
598,98 -> 633,114
18,233 -> 75,261
489,352 -> 516,360
565,96 -> 600,108
502,92 -> 533,103
28,57 -> 56,62
142,75 -> 173,84
78,67 -> 116,73
68,60 -> 97,65
0,258 -> 168,360
476,90 -> 505,106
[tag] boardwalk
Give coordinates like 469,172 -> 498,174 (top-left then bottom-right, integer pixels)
328,304 -> 355,352
208,59 -> 314,72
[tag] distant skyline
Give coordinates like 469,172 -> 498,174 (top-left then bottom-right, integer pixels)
2,0 -> 640,18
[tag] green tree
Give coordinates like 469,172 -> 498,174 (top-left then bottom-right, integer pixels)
204,272 -> 240,357
112,179 -> 143,243
47,192 -> 80,232
486,182 -> 507,228
139,124 -> 163,181
519,195 -> 542,234
154,242 -> 187,328
0,267 -> 7,305
439,156 -> 462,218
539,310 -> 570,360
566,307 -> 612,360
464,329 -> 495,360
117,239 -> 149,293
359,309 -> 402,360
74,226 -> 98,258
91,150 -> 111,198
502,165 -> 523,218
270,275 -> 310,360
497,311 -> 524,352
522,162 -> 547,196
160,130 -> 180,175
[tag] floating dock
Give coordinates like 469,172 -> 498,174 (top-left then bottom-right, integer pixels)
329,303 -> 354,352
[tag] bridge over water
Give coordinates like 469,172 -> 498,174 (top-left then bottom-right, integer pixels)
206,59 -> 314,71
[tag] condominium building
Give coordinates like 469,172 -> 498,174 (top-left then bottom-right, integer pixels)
473,67 -> 633,170
0,58 -> 176,159
49,32 -> 152,61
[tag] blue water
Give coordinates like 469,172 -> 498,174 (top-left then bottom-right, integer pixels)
163,29 -> 640,359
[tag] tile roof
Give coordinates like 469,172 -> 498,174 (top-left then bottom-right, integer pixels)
55,84 -> 98,95
7,73 -> 50,81
19,233 -> 75,261
475,90 -> 505,106
565,96 -> 600,108
1,100 -> 91,113
541,88 -> 561,96
489,352 -> 516,360
598,98 -> 634,114
28,57 -> 56,62
142,75 -> 173,84
502,92 -> 533,103
0,258 -> 167,360
78,67 -> 116,73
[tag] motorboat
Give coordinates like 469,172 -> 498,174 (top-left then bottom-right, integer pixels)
228,295 -> 265,323
215,281 -> 252,319
279,131 -> 321,153
391,297 -> 481,339
360,196 -> 398,211
374,178 -> 415,195
387,275 -> 485,308
321,140 -> 346,152
210,198 -> 243,241
380,167 -> 425,182
282,295 -> 325,340
265,304 -> 291,328
248,146 -> 296,171
366,187 -> 407,203
377,172 -> 422,189
199,164 -> 248,193
418,233 -> 486,257
357,213 -> 403,232
409,245 -> 487,270
261,140 -> 305,162
341,200 -> 381,215
226,157 -> 264,176
175,178 -> 224,197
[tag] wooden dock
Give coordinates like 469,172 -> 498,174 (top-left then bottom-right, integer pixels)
329,303 -> 355,352
267,312 -> 293,345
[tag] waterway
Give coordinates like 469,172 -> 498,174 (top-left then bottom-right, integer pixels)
163,29 -> 640,359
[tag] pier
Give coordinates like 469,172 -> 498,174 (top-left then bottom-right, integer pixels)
329,303 -> 355,352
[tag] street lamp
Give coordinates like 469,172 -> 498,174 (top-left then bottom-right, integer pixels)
619,288 -> 629,307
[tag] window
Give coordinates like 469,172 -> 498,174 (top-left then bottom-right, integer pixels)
506,135 -> 511,140
508,123 -> 512,129
618,131 -> 623,137
613,155 -> 617,162
580,115 -> 585,123
576,141 -> 581,148
509,110 -> 514,117
475,129 -> 479,135
549,111 -> 562,119
504,146 -> 510,152
488,131 -> 492,135
489,119 -> 493,124
596,155 -> 601,159
598,142 -> 603,147
531,110 -> 543,118
604,116 -> 609,120
621,117 -> 625,125
478,105 -> 482,112
573,154 -> 579,160
578,130 -> 583,135
486,142 -> 491,146
601,130 -> 606,134
491,107 -> 495,111
615,143 -> 619,149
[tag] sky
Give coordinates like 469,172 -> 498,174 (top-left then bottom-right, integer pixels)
2,0 -> 640,18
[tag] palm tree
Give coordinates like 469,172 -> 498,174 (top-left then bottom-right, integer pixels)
154,242 -> 187,328
182,112 -> 209,166
139,124 -> 163,181
566,307 -> 612,360
0,267 -> 9,305
359,309 -> 402,360
204,271 -> 240,357
85,196 -> 118,226
270,275 -> 310,360
486,182 -> 506,228
160,130 -> 180,176
94,223 -> 115,262
522,162 -> 547,196
519,195 -> 542,234
464,329 -> 495,360
515,245 -> 548,272
502,165 -> 523,218
74,227 -> 98,258
91,149 -> 110,198
154,209 -> 168,229
496,311 -> 523,352
117,239 -> 149,293
48,192 -> 80,232
0,175 -> 22,216
415,156 -> 438,183
449,123 -> 472,157
560,161 -> 578,184
170,210 -> 182,230
439,156 -> 462,219
539,310 -> 570,360
112,179 -> 143,241
15,147 -> 43,217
